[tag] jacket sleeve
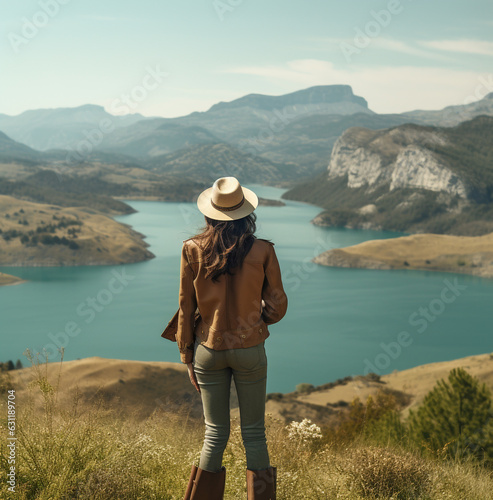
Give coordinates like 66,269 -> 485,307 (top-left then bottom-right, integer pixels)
176,242 -> 197,364
261,244 -> 288,325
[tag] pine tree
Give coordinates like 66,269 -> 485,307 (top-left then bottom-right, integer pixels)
407,368 -> 493,463
6,360 -> 15,371
367,409 -> 408,447
15,359 -> 23,370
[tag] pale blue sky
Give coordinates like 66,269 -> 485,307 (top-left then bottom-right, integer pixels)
2,0 -> 492,117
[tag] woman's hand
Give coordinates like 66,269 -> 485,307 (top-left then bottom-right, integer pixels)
187,362 -> 201,393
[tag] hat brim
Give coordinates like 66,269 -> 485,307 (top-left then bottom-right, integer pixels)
197,186 -> 258,221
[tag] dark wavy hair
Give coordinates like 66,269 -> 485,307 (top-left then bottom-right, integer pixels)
192,213 -> 258,282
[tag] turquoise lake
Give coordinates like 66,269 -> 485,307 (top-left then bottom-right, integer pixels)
1,184 -> 492,393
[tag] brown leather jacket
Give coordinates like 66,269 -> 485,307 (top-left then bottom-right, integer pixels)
176,237 -> 288,363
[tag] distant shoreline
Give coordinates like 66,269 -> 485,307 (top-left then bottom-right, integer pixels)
0,272 -> 26,287
114,195 -> 286,207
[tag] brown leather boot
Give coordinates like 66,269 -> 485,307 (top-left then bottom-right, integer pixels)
188,465 -> 226,499
247,466 -> 277,499
183,464 -> 198,500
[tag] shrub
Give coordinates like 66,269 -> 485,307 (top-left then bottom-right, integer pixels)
40,234 -> 55,245
326,390 -> 402,447
295,383 -> 314,393
365,372 -> 381,383
343,446 -> 432,499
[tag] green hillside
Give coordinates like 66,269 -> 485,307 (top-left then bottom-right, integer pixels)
100,122 -> 220,158
146,142 -> 301,184
240,112 -> 413,171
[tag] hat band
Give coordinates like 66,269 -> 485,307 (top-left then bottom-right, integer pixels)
211,195 -> 245,212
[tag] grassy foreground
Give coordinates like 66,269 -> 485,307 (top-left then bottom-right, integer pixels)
1,353 -> 493,499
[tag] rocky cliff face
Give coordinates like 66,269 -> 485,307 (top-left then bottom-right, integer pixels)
389,146 -> 467,198
282,116 -> 493,235
327,125 -> 468,198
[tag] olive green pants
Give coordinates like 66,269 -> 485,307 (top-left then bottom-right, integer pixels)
193,338 -> 271,473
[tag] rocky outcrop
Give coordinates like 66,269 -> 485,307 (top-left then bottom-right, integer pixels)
390,146 -> 467,198
282,116 -> 493,236
328,132 -> 388,189
327,125 -> 468,198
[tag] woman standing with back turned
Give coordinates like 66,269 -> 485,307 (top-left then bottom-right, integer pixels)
176,177 -> 288,499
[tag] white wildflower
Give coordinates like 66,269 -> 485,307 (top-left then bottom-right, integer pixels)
135,433 -> 153,446
286,418 -> 322,443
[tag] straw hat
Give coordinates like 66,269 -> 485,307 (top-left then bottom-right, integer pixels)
197,177 -> 258,221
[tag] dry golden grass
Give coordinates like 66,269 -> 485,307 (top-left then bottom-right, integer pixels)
314,232 -> 493,278
2,351 -> 493,499
6,355 -> 204,422
341,446 -> 433,498
8,351 -> 493,434
0,195 -> 154,266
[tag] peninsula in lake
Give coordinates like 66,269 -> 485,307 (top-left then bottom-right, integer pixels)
313,232 -> 493,279
0,195 -> 154,268
0,271 -> 25,286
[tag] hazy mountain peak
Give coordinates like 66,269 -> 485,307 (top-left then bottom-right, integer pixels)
3,103 -> 106,119
0,104 -> 148,151
403,91 -> 493,126
208,85 -> 369,112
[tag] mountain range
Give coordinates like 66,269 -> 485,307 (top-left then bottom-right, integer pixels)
0,85 -> 371,153
1,84 -> 493,239
0,104 -> 146,152
2,85 -> 493,185
402,92 -> 493,126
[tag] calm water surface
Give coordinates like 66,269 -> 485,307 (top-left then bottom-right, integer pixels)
1,185 -> 491,393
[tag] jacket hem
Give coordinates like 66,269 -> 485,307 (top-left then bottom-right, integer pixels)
195,317 -> 271,350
